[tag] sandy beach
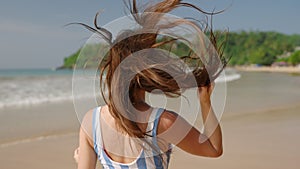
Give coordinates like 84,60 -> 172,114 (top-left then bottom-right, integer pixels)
170,104 -> 300,169
1,71 -> 300,169
235,66 -> 300,74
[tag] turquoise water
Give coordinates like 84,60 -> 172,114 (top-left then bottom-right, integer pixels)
3,68 -> 299,115
0,68 -> 241,109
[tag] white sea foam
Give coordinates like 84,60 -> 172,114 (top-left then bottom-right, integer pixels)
215,73 -> 241,83
0,73 -> 92,109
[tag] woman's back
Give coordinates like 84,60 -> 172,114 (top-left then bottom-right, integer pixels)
92,105 -> 172,169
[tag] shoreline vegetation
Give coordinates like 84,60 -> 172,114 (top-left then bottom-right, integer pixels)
60,31 -> 300,75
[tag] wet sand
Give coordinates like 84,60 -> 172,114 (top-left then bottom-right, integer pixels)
170,104 -> 300,169
1,104 -> 299,169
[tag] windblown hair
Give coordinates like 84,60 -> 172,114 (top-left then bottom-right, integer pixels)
74,0 -> 228,145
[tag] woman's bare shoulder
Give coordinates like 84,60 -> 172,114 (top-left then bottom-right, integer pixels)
157,110 -> 179,134
82,105 -> 108,125
80,105 -> 106,145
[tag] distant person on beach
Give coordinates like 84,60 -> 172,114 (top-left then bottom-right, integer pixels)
74,0 -> 227,168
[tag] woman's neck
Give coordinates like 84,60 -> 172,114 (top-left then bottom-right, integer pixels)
132,88 -> 150,111
132,88 -> 145,103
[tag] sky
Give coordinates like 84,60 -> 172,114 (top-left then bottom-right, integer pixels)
0,0 -> 299,69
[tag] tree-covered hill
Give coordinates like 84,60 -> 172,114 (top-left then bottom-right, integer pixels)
224,31 -> 300,65
61,31 -> 300,69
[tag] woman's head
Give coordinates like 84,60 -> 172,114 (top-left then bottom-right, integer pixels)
80,0 -> 228,138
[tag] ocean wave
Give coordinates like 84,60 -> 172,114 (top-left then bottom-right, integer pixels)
0,75 -> 92,109
215,73 -> 242,83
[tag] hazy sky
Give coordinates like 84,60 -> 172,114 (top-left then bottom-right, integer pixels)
0,0 -> 299,69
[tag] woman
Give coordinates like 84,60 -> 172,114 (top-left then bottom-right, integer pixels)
75,0 -> 226,168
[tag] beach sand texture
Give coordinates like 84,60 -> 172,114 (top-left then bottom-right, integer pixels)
236,66 -> 300,74
0,71 -> 300,169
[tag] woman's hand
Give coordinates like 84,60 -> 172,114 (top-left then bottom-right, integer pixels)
74,147 -> 80,164
198,83 -> 214,105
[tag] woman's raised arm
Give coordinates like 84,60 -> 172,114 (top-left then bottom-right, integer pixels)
158,83 -> 223,157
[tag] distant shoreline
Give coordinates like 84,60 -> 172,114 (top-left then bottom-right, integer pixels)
235,66 -> 300,74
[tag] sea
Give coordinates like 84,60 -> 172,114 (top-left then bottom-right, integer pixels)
0,69 -> 75,109
0,68 -> 241,109
1,68 -> 300,148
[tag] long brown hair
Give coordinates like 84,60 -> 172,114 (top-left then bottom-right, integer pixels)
75,0 -> 228,145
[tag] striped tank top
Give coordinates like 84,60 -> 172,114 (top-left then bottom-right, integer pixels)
92,106 -> 172,169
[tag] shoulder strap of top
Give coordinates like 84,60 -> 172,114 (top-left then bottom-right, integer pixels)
152,108 -> 165,137
150,108 -> 167,168
92,106 -> 102,157
144,108 -> 165,154
146,108 -> 164,137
